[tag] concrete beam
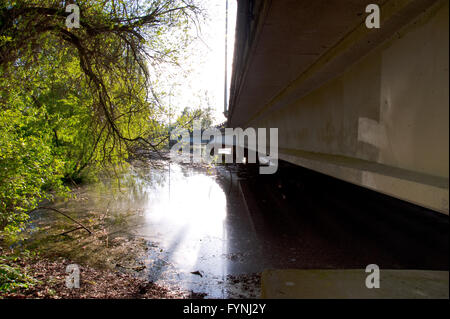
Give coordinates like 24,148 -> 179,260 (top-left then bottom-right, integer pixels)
261,269 -> 449,298
228,0 -> 449,213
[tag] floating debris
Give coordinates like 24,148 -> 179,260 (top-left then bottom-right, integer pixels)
190,271 -> 203,277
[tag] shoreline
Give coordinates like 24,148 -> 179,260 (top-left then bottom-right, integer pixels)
0,247 -> 192,299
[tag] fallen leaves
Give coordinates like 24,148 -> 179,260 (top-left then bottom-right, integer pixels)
0,251 -> 188,299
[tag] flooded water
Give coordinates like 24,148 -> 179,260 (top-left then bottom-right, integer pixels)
22,157 -> 449,298
127,163 -> 256,297
25,160 -> 263,298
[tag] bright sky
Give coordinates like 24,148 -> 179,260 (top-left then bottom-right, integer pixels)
161,0 -> 237,125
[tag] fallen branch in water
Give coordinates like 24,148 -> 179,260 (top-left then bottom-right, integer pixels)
57,226 -> 84,236
29,206 -> 92,235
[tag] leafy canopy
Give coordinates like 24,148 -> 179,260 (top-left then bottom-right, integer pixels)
0,0 -> 203,235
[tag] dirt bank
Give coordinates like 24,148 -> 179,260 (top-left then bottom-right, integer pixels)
0,247 -> 190,299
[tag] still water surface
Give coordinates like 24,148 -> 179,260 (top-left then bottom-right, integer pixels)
28,162 -> 262,298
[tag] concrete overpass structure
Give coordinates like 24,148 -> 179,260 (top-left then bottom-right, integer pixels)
226,0 -> 449,214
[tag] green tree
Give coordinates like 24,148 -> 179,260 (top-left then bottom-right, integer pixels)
0,0 -> 201,235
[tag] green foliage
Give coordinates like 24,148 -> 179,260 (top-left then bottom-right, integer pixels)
0,251 -> 39,294
174,106 -> 215,132
0,85 -> 68,234
0,0 -> 202,235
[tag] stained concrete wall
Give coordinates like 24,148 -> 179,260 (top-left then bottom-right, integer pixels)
229,1 -> 449,213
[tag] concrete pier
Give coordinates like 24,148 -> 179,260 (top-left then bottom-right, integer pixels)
227,0 -> 449,214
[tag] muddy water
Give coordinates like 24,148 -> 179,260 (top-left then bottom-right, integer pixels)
24,161 -> 262,298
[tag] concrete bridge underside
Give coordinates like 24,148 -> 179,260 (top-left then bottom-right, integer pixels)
227,0 -> 449,214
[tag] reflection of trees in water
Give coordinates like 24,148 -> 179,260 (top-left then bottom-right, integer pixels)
90,162 -> 168,200
38,162 -> 206,239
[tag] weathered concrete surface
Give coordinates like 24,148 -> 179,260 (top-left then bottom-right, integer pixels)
228,0 -> 449,214
261,269 -> 449,299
